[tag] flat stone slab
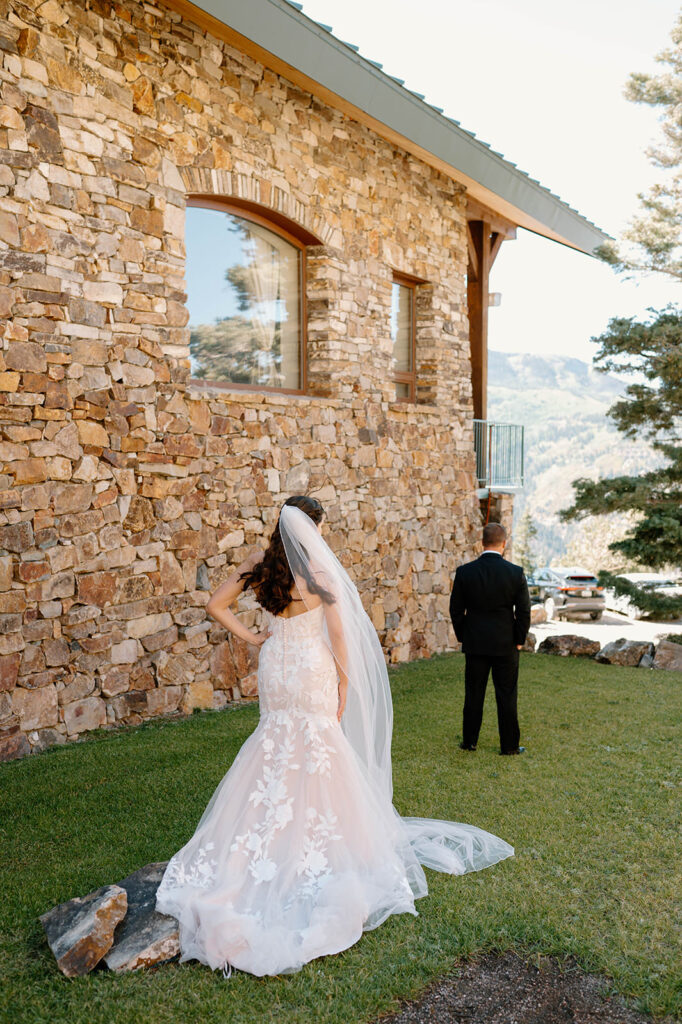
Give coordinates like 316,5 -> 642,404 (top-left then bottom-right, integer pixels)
381,952 -> 674,1024
595,638 -> 654,667
40,884 -> 127,977
537,634 -> 601,658
652,639 -> 682,672
103,862 -> 179,972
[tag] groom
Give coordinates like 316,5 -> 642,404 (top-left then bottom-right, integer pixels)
449,522 -> 531,755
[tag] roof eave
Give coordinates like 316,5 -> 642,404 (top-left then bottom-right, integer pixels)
161,0 -> 610,255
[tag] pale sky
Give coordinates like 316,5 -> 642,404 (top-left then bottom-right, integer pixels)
298,0 -> 679,361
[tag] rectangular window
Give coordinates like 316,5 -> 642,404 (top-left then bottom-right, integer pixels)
391,276 -> 416,401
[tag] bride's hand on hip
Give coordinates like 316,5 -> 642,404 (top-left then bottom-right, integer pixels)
250,629 -> 271,647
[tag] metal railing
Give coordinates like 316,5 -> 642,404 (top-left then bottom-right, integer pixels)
473,419 -> 524,490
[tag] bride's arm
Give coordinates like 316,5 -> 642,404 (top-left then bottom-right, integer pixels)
206,552 -> 269,647
322,599 -> 349,722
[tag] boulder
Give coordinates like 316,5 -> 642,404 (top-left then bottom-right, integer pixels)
595,638 -> 655,667
40,884 -> 127,977
521,631 -> 536,652
537,634 -> 601,658
103,863 -> 179,972
530,605 -> 547,625
652,639 -> 682,672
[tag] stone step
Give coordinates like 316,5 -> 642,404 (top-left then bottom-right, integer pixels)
103,862 -> 180,972
40,884 -> 127,977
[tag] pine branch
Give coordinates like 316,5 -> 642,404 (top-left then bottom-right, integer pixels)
598,570 -> 682,618
561,474 -> 682,520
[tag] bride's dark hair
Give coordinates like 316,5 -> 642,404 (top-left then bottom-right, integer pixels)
240,495 -> 335,615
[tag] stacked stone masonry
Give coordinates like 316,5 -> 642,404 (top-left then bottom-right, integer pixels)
0,0 -> 485,761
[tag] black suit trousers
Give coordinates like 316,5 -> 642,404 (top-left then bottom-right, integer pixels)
463,651 -> 520,753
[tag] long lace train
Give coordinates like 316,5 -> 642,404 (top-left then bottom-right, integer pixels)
156,606 -> 513,976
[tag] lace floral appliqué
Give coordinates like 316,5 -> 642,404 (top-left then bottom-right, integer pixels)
158,841 -> 217,892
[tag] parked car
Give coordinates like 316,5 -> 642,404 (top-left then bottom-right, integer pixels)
603,573 -> 682,620
527,566 -> 605,621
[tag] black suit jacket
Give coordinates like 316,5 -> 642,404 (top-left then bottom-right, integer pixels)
449,553 -> 531,657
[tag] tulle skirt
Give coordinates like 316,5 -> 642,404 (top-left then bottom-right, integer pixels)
156,704 -> 513,976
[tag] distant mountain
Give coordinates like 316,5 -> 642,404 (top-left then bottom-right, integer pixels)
487,350 -> 655,567
489,350 -> 625,404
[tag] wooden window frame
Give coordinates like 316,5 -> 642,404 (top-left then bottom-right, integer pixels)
186,196 -> 311,396
391,271 -> 417,403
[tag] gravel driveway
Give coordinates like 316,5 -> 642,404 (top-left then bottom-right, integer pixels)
530,610 -> 681,649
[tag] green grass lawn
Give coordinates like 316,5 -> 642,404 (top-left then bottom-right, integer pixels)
1,653 -> 680,1024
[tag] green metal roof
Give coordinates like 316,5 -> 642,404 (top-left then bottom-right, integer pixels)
169,0 -> 610,254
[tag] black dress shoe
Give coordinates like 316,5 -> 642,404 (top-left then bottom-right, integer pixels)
500,746 -> 526,756
459,742 -> 477,751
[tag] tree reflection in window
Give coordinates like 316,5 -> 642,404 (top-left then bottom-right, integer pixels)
186,206 -> 302,389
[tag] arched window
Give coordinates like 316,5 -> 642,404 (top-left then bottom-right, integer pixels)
185,199 -> 308,392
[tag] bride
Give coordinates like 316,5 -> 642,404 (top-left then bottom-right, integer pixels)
155,496 -> 513,977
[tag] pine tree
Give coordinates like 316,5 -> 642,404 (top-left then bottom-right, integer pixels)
514,511 -> 538,575
561,308 -> 682,618
598,12 -> 682,279
190,315 -> 271,384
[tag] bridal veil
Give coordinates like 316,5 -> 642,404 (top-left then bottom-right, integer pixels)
278,504 -> 514,878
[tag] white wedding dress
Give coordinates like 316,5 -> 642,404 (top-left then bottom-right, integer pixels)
156,508 -> 513,977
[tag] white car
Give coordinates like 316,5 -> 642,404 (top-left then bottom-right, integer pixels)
528,566 -> 605,621
604,573 -> 682,620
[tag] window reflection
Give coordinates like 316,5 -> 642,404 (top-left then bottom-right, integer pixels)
186,206 -> 302,389
391,280 -> 414,401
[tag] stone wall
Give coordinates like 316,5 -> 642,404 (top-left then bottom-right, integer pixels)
480,493 -> 515,560
0,0 -> 483,761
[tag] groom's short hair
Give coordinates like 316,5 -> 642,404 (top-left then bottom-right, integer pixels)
482,522 -> 506,548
